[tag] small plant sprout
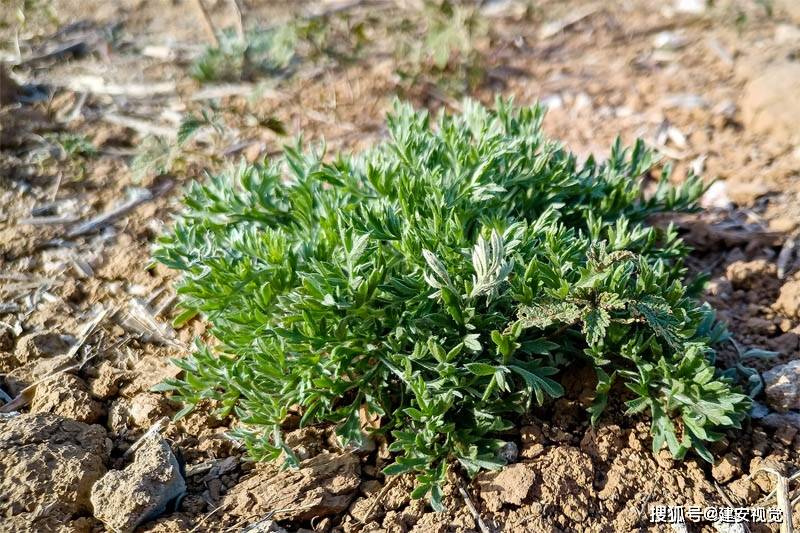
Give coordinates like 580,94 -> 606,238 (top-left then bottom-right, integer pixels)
154,99 -> 750,511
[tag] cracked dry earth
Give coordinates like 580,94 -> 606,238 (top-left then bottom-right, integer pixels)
2,0 -> 800,531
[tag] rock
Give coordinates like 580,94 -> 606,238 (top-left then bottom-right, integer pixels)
519,424 -> 546,459
763,360 -> 800,411
741,62 -> 800,145
712,453 -> 742,483
498,441 -> 519,463
706,277 -> 733,299
283,426 -> 327,461
121,355 -> 181,396
0,413 -> 109,529
700,181 -> 733,210
760,411 -> 800,432
652,31 -> 688,51
108,398 -> 131,433
750,401 -> 769,419
108,393 -> 175,433
223,451 -> 360,522
30,374 -> 104,424
477,463 -> 537,511
91,434 -> 187,532
725,181 -> 773,207
774,279 -> 800,318
728,476 -> 760,502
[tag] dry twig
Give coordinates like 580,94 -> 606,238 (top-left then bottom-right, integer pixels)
459,484 -> 490,533
67,188 -> 154,238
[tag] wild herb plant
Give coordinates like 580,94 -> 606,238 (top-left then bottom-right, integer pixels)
154,99 -> 749,510
191,26 -> 296,83
393,0 -> 487,96
131,108 -> 285,182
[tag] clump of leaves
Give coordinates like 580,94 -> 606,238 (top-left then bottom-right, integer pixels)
154,99 -> 750,510
131,108 -> 285,182
191,26 -> 297,83
33,132 -> 97,180
393,0 -> 488,96
44,132 -> 97,158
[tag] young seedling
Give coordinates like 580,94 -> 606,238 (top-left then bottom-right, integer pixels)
154,99 -> 750,511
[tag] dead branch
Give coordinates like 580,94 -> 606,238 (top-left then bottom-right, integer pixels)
67,188 -> 154,238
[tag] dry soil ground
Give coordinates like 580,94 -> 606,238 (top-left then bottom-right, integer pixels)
2,0 -> 800,532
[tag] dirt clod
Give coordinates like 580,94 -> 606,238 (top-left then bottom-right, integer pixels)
477,463 -> 537,511
13,330 -> 69,367
726,260 -> 776,290
711,453 -> 743,483
0,413 -> 109,530
88,361 -> 128,400
774,279 -> 800,318
223,451 -> 361,523
30,374 -> 104,424
90,434 -> 187,532
741,61 -> 800,145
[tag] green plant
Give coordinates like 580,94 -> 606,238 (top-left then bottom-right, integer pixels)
130,108 -> 285,182
393,0 -> 488,96
191,26 -> 296,83
44,132 -> 97,158
154,99 -> 750,511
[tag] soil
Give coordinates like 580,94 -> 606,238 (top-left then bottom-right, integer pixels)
2,0 -> 800,531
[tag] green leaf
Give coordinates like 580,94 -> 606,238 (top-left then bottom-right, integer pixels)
465,362 -> 496,376
509,364 -> 564,403
583,307 -> 610,346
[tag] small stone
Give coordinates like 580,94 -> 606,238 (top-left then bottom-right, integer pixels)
520,424 -> 546,459
761,411 -> 800,431
706,277 -> 732,298
728,477 -> 760,501
750,401 -> 769,419
763,360 -> 800,411
90,435 -> 187,532
775,425 -> 798,446
726,260 -> 776,289
674,0 -> 705,14
498,441 -> 519,463
359,480 -> 382,497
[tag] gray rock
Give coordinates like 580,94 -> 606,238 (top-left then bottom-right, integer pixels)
750,401 -> 769,419
763,360 -> 800,412
498,441 -> 519,463
90,434 -> 186,532
760,411 -> 800,431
